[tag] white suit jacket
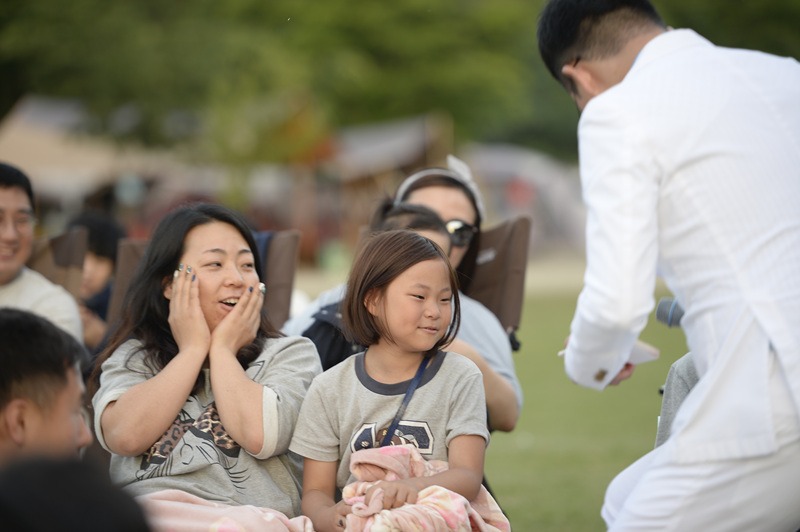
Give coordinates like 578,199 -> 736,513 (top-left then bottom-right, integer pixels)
564,29 -> 800,462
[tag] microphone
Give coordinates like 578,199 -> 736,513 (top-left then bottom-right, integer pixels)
656,297 -> 684,327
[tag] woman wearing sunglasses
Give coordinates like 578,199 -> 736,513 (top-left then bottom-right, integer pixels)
389,155 -> 522,434
283,156 -> 521,435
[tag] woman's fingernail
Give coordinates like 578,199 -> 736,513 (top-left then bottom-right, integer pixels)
178,264 -> 184,271
249,286 -> 254,293
173,270 -> 179,278
191,274 -> 195,281
259,282 -> 266,294
186,266 -> 192,274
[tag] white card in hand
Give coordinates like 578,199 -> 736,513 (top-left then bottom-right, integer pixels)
628,340 -> 660,364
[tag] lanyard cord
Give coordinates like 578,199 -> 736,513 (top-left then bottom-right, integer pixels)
379,355 -> 431,447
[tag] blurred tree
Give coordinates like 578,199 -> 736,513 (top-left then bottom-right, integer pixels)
656,0 -> 800,59
0,0 -> 536,156
0,0 -> 797,162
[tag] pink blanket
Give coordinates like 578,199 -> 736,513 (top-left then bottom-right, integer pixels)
342,444 -> 511,531
137,489 -> 314,532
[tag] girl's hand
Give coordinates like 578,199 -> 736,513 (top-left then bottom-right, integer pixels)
168,265 -> 211,356
210,282 -> 264,356
330,500 -> 352,530
365,479 -> 419,509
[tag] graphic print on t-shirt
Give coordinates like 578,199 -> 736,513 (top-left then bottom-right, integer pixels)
140,401 -> 241,470
350,420 -> 433,453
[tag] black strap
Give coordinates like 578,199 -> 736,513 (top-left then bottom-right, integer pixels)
379,355 -> 430,447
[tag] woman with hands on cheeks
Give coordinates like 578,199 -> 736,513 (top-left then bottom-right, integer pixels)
89,203 -> 321,520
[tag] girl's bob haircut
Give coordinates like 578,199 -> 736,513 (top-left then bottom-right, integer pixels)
341,229 -> 460,356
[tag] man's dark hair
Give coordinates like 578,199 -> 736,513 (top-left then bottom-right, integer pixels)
0,162 -> 35,209
0,308 -> 88,409
537,0 -> 665,83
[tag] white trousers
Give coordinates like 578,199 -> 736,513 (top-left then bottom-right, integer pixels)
603,354 -> 800,531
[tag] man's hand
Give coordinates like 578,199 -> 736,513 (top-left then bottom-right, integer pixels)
609,362 -> 636,386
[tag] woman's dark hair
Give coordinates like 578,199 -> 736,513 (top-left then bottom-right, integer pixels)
89,203 -> 280,395
341,230 -> 460,357
394,172 -> 482,292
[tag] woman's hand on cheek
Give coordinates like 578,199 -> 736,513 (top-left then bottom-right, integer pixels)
168,265 -> 211,356
210,281 -> 264,356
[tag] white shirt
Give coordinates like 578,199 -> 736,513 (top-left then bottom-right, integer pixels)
0,267 -> 83,342
565,30 -> 800,461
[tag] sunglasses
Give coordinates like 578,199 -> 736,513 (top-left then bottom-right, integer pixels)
445,219 -> 478,248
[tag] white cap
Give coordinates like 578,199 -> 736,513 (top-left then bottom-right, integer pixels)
393,154 -> 486,223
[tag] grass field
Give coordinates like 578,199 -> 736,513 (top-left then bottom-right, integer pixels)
485,289 -> 689,531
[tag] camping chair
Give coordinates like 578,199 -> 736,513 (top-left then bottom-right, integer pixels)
27,226 -> 88,299
463,215 -> 532,351
253,229 -> 301,329
106,229 -> 301,331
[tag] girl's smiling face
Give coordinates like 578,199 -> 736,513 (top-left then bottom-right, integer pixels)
171,221 -> 260,331
368,257 -> 453,355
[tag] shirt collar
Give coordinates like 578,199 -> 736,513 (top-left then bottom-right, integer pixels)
628,29 -> 712,77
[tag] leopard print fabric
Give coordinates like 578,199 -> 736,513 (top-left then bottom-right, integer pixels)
141,402 -> 241,469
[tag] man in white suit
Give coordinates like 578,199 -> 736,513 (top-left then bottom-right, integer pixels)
537,0 -> 800,529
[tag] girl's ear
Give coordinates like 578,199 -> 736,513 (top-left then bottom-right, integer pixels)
364,289 -> 380,317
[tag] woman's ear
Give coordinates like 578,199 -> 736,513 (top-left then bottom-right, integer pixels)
162,277 -> 174,300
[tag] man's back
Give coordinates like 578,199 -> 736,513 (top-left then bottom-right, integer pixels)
581,29 -> 800,360
579,28 -> 800,460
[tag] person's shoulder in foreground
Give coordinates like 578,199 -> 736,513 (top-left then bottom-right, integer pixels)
0,456 -> 151,532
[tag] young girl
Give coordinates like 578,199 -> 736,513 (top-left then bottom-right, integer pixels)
290,229 -> 489,531
90,203 -> 321,520
285,202 -> 454,372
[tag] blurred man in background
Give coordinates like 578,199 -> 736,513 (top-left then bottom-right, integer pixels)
0,162 -> 82,341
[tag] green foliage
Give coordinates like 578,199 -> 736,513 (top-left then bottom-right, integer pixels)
0,0 -> 538,157
1,1 -> 798,161
656,0 -> 800,59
